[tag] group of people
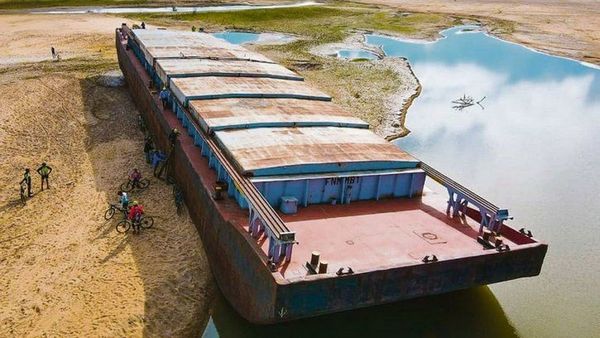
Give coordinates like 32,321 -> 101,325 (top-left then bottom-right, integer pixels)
117,169 -> 146,234
143,129 -> 179,179
20,163 -> 53,198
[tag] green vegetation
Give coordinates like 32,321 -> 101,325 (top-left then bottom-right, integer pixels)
133,6 -> 450,44
0,0 -> 145,9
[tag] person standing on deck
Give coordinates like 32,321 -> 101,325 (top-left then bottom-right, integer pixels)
20,168 -> 32,197
37,162 -> 52,191
159,87 -> 169,109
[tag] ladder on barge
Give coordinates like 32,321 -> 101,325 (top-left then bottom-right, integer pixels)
419,162 -> 510,233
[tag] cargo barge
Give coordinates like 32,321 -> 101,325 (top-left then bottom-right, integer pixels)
115,25 -> 547,324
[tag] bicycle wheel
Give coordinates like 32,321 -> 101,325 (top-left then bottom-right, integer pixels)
116,220 -> 131,233
139,216 -> 154,229
120,180 -> 133,192
137,178 -> 150,190
104,207 -> 115,220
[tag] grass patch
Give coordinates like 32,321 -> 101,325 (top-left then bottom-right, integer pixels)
0,0 -> 148,9
130,6 -> 452,45
305,60 -> 400,127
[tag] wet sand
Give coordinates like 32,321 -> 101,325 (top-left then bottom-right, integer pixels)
0,14 -> 212,337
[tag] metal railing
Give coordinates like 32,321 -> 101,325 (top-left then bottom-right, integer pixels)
420,162 -> 510,233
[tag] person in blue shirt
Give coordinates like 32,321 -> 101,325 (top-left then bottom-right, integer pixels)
159,87 -> 169,109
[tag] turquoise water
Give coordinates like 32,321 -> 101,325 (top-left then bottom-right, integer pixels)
337,49 -> 378,60
213,31 -> 261,45
366,26 -> 600,337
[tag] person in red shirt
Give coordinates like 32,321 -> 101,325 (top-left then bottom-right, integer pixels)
129,168 -> 142,188
128,201 -> 144,233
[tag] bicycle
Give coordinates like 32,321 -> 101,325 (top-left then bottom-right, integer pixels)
116,215 -> 154,233
120,178 -> 150,192
104,203 -> 128,220
173,184 -> 184,215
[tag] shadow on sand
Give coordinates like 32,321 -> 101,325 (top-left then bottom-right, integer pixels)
80,75 -> 212,336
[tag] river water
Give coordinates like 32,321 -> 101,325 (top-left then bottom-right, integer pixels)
366,27 -> 600,337
201,26 -> 600,337
31,1 -> 320,14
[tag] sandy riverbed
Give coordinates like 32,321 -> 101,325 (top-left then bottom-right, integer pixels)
0,2 -> 598,335
0,14 -> 212,337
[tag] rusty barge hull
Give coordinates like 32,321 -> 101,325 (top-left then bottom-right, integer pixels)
116,27 -> 547,324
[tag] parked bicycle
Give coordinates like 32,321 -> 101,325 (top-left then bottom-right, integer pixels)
120,178 -> 150,192
104,203 -> 128,220
116,215 -> 154,233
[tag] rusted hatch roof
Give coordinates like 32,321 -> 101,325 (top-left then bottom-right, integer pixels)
189,98 -> 369,132
214,127 -> 419,176
132,29 -> 273,65
170,76 -> 332,104
155,58 -> 302,84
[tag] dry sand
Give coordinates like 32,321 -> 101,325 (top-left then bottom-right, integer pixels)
358,0 -> 600,65
0,14 -> 212,337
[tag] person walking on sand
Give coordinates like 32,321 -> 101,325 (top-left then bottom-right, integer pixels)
20,168 -> 32,197
51,46 -> 56,60
37,162 -> 52,191
159,87 -> 169,109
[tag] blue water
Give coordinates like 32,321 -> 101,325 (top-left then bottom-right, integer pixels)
337,49 -> 378,60
366,26 -> 600,337
213,31 -> 260,45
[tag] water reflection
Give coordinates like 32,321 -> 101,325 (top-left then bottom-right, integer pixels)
32,1 -> 320,14
202,287 -> 517,338
337,49 -> 378,60
213,31 -> 261,45
367,27 -> 600,337
213,31 -> 295,45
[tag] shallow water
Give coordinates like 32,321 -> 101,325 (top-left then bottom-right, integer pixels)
32,1 -> 320,14
337,49 -> 378,60
365,26 -> 600,337
213,31 -> 260,45
213,31 -> 295,46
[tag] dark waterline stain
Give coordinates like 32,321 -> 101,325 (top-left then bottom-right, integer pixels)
202,287 -> 517,338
